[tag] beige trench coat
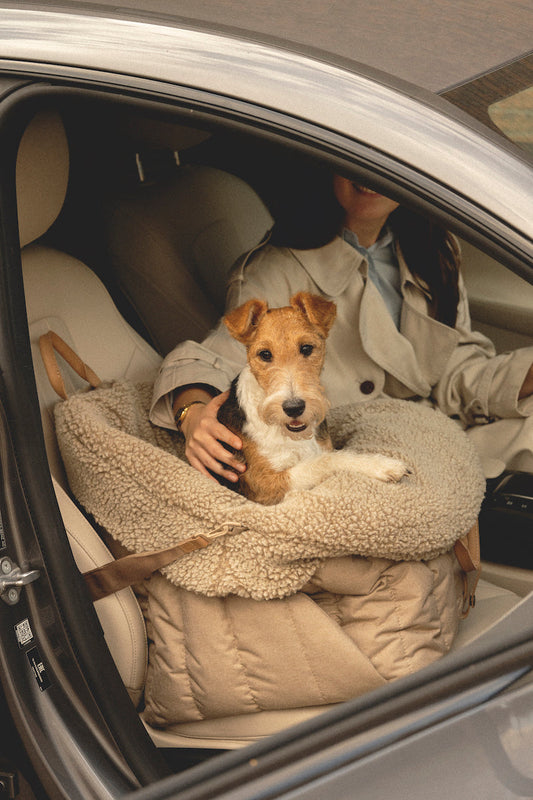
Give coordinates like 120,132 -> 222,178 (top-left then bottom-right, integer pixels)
150,236 -> 533,473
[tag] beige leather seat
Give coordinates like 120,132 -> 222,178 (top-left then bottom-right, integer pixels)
18,110 -> 521,750
105,161 -> 273,354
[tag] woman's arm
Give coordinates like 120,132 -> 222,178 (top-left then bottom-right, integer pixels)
432,278 -> 533,422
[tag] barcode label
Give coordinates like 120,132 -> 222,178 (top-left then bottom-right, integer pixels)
15,618 -> 34,647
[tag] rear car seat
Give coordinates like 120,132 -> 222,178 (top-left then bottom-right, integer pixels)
18,109 -> 521,749
104,158 -> 273,354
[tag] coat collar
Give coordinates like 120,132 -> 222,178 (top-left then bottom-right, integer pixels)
290,235 -> 458,396
291,236 -> 365,296
290,235 -> 432,300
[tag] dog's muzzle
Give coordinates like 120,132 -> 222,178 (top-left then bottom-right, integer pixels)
283,398 -> 306,418
282,398 -> 307,432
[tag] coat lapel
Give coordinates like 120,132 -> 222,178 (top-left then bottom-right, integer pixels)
292,236 -> 360,296
359,280 -> 434,395
360,249 -> 459,394
292,237 -> 459,397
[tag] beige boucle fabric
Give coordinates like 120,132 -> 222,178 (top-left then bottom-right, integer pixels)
54,381 -> 485,723
54,381 -> 485,600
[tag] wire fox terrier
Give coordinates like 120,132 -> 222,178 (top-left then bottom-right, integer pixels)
218,291 -> 409,505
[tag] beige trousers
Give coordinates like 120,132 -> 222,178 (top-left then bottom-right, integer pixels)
467,416 -> 533,478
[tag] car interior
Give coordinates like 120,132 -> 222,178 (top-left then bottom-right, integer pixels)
14,100 -> 533,759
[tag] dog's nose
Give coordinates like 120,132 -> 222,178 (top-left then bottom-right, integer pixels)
283,399 -> 306,418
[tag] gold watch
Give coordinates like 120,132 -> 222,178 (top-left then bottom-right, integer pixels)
174,400 -> 206,432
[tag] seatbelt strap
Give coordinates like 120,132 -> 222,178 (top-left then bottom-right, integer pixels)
86,522 -> 482,606
84,522 -> 247,601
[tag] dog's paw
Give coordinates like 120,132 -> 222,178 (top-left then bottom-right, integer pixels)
364,454 -> 411,482
338,452 -> 410,482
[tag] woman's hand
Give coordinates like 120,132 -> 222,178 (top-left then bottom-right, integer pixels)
180,391 -> 245,482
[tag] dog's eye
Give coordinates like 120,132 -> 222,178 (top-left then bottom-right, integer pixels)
300,344 -> 314,357
258,349 -> 273,362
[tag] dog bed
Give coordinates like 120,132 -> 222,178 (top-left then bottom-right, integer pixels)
53,379 -> 486,723
54,380 -> 485,600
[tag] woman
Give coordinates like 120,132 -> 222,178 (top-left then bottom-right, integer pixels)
150,172 -> 533,483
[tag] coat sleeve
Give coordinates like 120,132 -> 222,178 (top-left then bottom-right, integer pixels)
149,246 -> 303,429
431,277 -> 533,425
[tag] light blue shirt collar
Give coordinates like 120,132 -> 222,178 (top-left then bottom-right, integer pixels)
343,227 -> 402,328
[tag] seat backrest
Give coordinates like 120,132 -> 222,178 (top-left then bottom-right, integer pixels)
105,163 -> 273,354
18,110 -> 159,704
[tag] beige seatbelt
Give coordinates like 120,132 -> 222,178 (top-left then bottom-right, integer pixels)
86,525 -> 480,604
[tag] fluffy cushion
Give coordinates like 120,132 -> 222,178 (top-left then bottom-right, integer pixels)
54,382 -> 485,600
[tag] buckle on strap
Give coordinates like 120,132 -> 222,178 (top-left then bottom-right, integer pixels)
205,522 -> 248,540
179,523 -> 248,553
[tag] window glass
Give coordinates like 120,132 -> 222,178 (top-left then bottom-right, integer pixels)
442,53 -> 533,160
489,86 -> 533,156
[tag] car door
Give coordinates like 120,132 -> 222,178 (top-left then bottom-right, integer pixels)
0,10 -> 532,800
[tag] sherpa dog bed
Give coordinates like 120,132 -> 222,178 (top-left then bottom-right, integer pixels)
53,379 -> 485,724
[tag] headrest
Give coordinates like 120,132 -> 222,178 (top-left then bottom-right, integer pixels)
119,114 -> 211,151
16,111 -> 69,248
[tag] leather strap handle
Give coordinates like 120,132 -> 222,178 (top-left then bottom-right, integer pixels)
39,330 -> 101,400
453,521 -> 481,618
84,523 -> 247,601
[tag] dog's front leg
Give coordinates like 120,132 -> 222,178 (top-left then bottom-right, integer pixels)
289,450 -> 409,491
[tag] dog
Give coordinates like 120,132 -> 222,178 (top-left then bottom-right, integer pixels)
217,291 -> 409,505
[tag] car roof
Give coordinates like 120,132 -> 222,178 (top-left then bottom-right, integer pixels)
10,0 -> 533,92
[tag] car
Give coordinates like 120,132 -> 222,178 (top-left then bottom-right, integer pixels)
0,1 -> 532,798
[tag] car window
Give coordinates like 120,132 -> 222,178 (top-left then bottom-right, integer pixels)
2,73 -> 533,799
443,51 -> 533,160
489,85 -> 533,156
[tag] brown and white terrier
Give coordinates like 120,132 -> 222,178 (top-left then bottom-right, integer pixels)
217,291 -> 409,505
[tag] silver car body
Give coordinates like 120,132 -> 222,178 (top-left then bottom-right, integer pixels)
0,7 -> 531,244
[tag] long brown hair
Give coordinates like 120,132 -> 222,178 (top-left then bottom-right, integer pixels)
266,167 -> 461,327
389,207 -> 461,327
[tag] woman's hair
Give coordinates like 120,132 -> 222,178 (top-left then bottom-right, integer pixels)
389,208 -> 461,328
266,165 -> 461,327
263,159 -> 342,249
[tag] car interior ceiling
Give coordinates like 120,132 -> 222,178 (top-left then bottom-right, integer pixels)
13,97 -> 533,761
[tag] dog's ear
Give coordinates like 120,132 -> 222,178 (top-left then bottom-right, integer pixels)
224,298 -> 269,344
290,292 -> 337,337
